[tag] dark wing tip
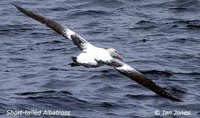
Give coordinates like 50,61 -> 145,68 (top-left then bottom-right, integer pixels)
12,4 -> 17,7
159,88 -> 183,102
13,4 -> 90,50
13,4 -> 47,24
13,4 -> 27,14
13,4 -> 69,38
130,72 -> 183,102
12,4 -> 18,7
112,60 -> 183,102
167,93 -> 183,102
13,4 -> 26,14
175,98 -> 183,102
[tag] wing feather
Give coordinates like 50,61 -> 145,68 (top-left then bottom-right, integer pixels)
109,59 -> 182,102
14,4 -> 89,50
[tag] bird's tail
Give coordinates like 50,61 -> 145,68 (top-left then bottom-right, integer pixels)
69,57 -> 79,67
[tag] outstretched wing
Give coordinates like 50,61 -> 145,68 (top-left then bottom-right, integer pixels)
14,4 -> 91,51
108,59 -> 182,102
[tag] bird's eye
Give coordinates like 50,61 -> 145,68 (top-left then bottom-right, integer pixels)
115,51 -> 117,53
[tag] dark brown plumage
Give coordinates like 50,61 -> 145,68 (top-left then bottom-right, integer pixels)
14,4 -> 88,51
112,59 -> 182,102
13,4 -> 68,38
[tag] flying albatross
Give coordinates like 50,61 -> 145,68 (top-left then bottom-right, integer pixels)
14,5 -> 182,102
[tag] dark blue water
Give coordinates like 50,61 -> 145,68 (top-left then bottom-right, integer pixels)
1,0 -> 200,118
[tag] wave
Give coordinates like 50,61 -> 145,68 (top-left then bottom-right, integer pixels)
140,70 -> 173,76
69,10 -> 110,19
125,94 -> 159,100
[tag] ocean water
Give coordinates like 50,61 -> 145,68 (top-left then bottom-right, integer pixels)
0,0 -> 200,118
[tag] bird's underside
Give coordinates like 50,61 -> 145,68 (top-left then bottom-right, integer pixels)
14,5 -> 183,102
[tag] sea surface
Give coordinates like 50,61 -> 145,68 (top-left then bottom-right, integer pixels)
0,0 -> 200,118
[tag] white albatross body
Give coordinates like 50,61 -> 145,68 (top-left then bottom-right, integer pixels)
14,5 -> 183,102
76,45 -> 113,67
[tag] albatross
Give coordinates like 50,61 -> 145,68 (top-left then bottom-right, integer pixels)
14,5 -> 182,102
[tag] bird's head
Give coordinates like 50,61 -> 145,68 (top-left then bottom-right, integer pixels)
107,48 -> 123,61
